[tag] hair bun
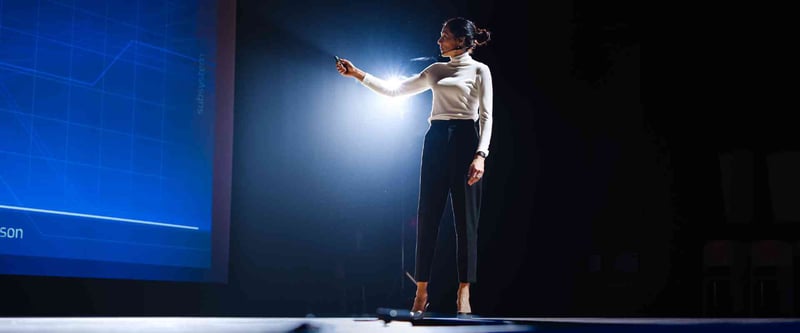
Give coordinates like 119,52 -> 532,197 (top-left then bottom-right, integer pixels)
475,28 -> 491,46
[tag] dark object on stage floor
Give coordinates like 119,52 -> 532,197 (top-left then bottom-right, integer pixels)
287,322 -> 320,332
375,307 -> 415,323
375,307 -> 514,326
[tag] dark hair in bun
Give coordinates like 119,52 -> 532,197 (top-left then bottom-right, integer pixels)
443,17 -> 492,51
474,28 -> 491,46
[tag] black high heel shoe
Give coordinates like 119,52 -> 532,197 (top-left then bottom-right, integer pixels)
411,302 -> 429,320
410,296 -> 430,320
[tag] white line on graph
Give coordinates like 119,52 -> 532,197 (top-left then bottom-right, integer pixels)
0,204 -> 198,230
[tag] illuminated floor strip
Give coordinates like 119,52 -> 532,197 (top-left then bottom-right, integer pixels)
0,204 -> 198,230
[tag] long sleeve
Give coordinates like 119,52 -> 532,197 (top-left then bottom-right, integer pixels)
476,64 -> 493,156
360,66 -> 432,97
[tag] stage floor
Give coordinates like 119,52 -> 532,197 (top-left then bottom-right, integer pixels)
1,317 -> 800,332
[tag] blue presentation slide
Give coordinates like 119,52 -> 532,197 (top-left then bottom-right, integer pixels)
0,0 -> 226,282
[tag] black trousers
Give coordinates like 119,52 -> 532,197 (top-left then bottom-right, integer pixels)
414,119 -> 481,284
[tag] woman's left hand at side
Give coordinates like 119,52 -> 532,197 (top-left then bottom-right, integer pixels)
467,157 -> 485,186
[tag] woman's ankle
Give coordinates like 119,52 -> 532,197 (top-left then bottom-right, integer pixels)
457,283 -> 469,295
457,282 -> 471,313
416,281 -> 429,297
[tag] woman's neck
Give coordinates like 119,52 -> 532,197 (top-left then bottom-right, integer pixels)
448,51 -> 472,63
448,50 -> 468,58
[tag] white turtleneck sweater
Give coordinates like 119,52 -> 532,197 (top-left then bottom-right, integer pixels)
359,52 -> 494,157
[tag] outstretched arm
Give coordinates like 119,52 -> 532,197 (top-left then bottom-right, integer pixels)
337,58 -> 431,97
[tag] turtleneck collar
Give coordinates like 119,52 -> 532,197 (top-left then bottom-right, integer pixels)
449,51 -> 472,64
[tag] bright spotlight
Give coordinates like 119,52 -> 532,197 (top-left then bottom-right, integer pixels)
379,76 -> 411,114
384,76 -> 403,90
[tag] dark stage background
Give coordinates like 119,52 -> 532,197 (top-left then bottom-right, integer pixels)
4,0 -> 795,319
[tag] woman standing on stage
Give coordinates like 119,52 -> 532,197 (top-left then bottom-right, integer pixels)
336,17 -> 493,319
